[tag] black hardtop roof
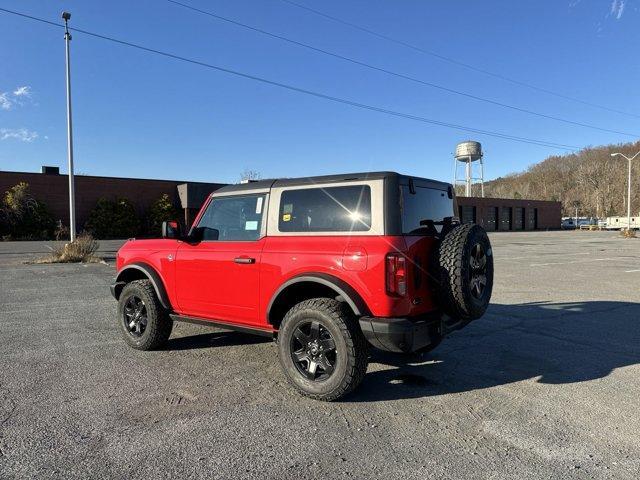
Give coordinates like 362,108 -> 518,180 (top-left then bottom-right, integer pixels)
214,171 -> 450,194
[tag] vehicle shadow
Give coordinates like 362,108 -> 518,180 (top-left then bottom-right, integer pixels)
348,301 -> 640,402
163,331 -> 271,351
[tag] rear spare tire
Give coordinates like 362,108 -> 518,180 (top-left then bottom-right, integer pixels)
433,223 -> 493,322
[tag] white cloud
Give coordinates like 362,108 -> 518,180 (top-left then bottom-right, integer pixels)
0,85 -> 33,110
610,0 -> 626,19
13,86 -> 31,97
0,128 -> 38,142
0,92 -> 11,110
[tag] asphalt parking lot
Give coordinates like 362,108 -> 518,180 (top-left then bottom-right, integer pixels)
1,231 -> 639,479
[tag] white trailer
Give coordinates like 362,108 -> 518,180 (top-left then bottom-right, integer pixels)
604,216 -> 640,230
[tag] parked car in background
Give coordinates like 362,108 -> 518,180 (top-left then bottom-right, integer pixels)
561,216 -> 598,229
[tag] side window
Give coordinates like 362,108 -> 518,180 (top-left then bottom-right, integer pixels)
279,185 -> 371,233
196,194 -> 265,241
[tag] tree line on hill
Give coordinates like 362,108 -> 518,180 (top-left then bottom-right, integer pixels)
476,140 -> 640,218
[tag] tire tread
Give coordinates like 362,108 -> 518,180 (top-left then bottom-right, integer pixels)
279,298 -> 368,401
434,223 -> 493,321
119,279 -> 172,350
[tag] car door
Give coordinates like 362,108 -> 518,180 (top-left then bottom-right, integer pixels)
174,193 -> 267,326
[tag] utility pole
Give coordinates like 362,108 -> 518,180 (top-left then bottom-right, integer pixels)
572,200 -> 580,230
611,151 -> 640,233
63,11 -> 76,242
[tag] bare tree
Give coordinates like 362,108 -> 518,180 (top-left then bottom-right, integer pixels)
240,169 -> 261,183
483,140 -> 640,216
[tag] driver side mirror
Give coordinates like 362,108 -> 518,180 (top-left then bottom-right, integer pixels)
162,220 -> 182,239
188,226 -> 218,242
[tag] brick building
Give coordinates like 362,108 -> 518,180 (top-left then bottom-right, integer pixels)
1,167 -> 561,233
0,167 -> 224,229
457,196 -> 561,231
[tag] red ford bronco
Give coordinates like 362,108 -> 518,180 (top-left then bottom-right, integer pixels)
111,172 -> 493,400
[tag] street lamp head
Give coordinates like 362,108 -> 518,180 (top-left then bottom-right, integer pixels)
611,153 -> 620,157
62,11 -> 71,21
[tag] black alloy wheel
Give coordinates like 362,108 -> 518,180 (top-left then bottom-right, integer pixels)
117,279 -> 173,350
122,295 -> 148,338
290,320 -> 337,381
469,243 -> 488,300
277,298 -> 369,401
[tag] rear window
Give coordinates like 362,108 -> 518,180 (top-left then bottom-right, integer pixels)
401,185 -> 453,234
279,185 -> 372,232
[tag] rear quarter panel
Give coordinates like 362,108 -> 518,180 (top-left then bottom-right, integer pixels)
260,235 -> 421,322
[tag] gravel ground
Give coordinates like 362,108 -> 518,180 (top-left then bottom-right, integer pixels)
0,231 -> 639,479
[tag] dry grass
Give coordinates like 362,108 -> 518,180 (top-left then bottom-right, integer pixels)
35,233 -> 101,263
620,229 -> 637,238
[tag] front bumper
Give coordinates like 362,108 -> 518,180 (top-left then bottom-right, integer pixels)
359,312 -> 464,353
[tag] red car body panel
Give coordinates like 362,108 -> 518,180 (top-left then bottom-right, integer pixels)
116,233 -> 440,331
173,238 -> 266,325
116,238 -> 179,305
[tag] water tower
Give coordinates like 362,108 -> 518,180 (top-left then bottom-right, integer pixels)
454,140 -> 484,197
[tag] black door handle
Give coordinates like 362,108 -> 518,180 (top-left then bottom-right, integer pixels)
234,257 -> 255,264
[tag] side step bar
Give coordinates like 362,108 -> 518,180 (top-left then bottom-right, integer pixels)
169,314 -> 275,338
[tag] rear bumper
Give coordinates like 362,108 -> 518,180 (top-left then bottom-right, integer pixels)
359,312 -> 465,353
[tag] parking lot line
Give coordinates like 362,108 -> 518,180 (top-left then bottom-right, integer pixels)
530,257 -> 638,267
501,252 -> 590,261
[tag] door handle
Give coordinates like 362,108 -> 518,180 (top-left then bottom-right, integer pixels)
234,257 -> 256,264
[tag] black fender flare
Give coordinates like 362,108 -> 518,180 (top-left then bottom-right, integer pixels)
114,262 -> 172,310
266,273 -> 369,324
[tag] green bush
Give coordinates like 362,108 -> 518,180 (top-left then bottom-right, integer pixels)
85,197 -> 140,239
144,193 -> 180,237
1,182 -> 55,240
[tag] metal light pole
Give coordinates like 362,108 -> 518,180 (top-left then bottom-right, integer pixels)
611,151 -> 640,232
571,200 -> 580,231
63,11 -> 76,242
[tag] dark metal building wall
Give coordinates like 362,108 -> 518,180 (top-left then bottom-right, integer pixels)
457,196 -> 561,230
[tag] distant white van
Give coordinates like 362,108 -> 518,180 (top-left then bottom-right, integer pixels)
604,216 -> 640,230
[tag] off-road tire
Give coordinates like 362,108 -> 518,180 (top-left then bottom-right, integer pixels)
117,280 -> 173,350
278,298 -> 369,401
433,223 -> 493,322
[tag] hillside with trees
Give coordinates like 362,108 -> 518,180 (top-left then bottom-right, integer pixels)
478,140 -> 640,217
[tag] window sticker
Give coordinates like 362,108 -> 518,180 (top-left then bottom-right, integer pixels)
245,220 -> 258,231
283,203 -> 293,214
282,213 -> 291,222
255,197 -> 263,215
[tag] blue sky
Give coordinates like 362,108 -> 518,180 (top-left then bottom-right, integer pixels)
0,0 -> 639,184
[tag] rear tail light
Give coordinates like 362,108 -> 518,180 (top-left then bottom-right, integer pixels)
385,253 -> 407,296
